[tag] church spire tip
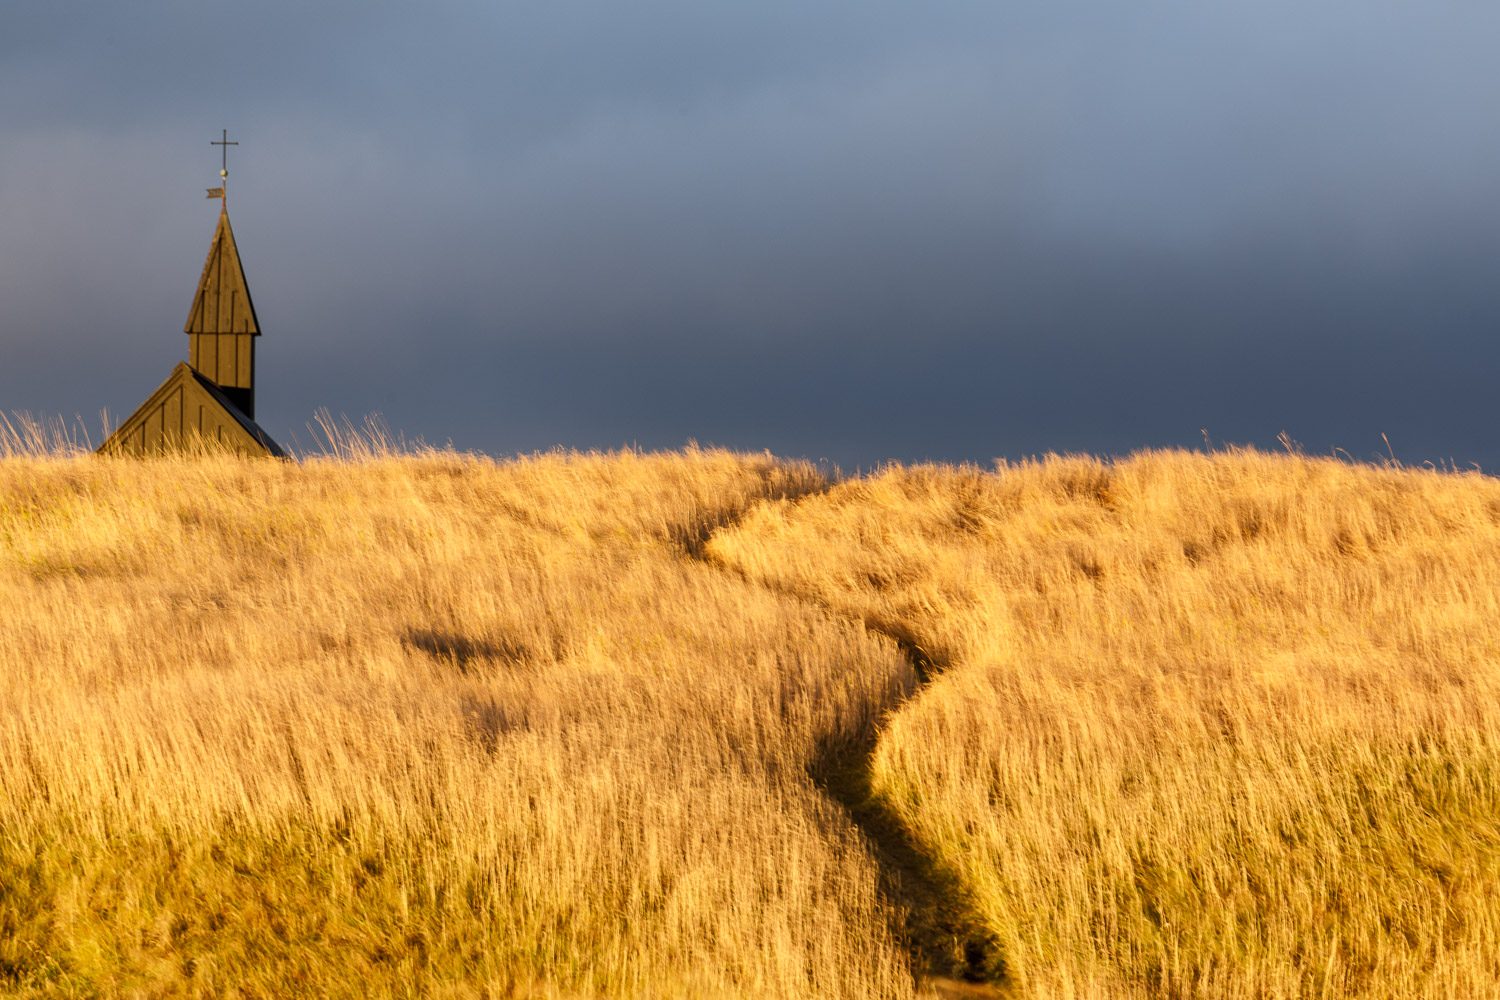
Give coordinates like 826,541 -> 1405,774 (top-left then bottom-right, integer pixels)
207,128 -> 238,209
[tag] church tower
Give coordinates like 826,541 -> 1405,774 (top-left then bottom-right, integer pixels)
98,131 -> 284,458
185,208 -> 260,418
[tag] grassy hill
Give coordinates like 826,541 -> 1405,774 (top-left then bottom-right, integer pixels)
2,439 -> 1498,998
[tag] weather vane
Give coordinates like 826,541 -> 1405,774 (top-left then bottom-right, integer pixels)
206,128 -> 237,206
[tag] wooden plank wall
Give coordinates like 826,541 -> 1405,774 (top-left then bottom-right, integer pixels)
188,333 -> 254,390
110,374 -> 264,457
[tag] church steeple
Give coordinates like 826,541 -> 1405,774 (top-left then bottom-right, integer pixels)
185,207 -> 260,418
97,130 -> 284,459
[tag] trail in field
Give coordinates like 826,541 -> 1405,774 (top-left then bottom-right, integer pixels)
818,708 -> 1004,997
683,486 -> 1002,998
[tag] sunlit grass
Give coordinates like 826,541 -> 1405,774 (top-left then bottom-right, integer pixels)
709,450 -> 1500,997
6,439 -> 1499,998
0,446 -> 914,999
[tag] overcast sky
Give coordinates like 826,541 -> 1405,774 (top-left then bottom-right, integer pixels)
3,1 -> 1498,468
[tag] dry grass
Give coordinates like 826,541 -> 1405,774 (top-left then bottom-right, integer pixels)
7,437 -> 1500,999
0,445 -> 916,998
708,450 -> 1500,998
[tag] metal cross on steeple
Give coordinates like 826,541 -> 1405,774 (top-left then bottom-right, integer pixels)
207,129 -> 238,206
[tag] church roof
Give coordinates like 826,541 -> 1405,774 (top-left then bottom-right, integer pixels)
97,361 -> 286,458
184,208 -> 259,336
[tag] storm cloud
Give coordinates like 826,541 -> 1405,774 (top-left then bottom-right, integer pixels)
3,1 -> 1498,468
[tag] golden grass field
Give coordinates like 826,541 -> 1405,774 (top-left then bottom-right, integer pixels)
3,425 -> 1499,998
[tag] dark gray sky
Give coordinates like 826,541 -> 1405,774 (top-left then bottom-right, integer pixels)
4,1 -> 1499,469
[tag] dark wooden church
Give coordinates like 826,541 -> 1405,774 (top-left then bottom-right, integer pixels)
99,135 -> 285,457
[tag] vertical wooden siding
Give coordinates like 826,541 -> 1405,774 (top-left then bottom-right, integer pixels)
102,366 -> 273,457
